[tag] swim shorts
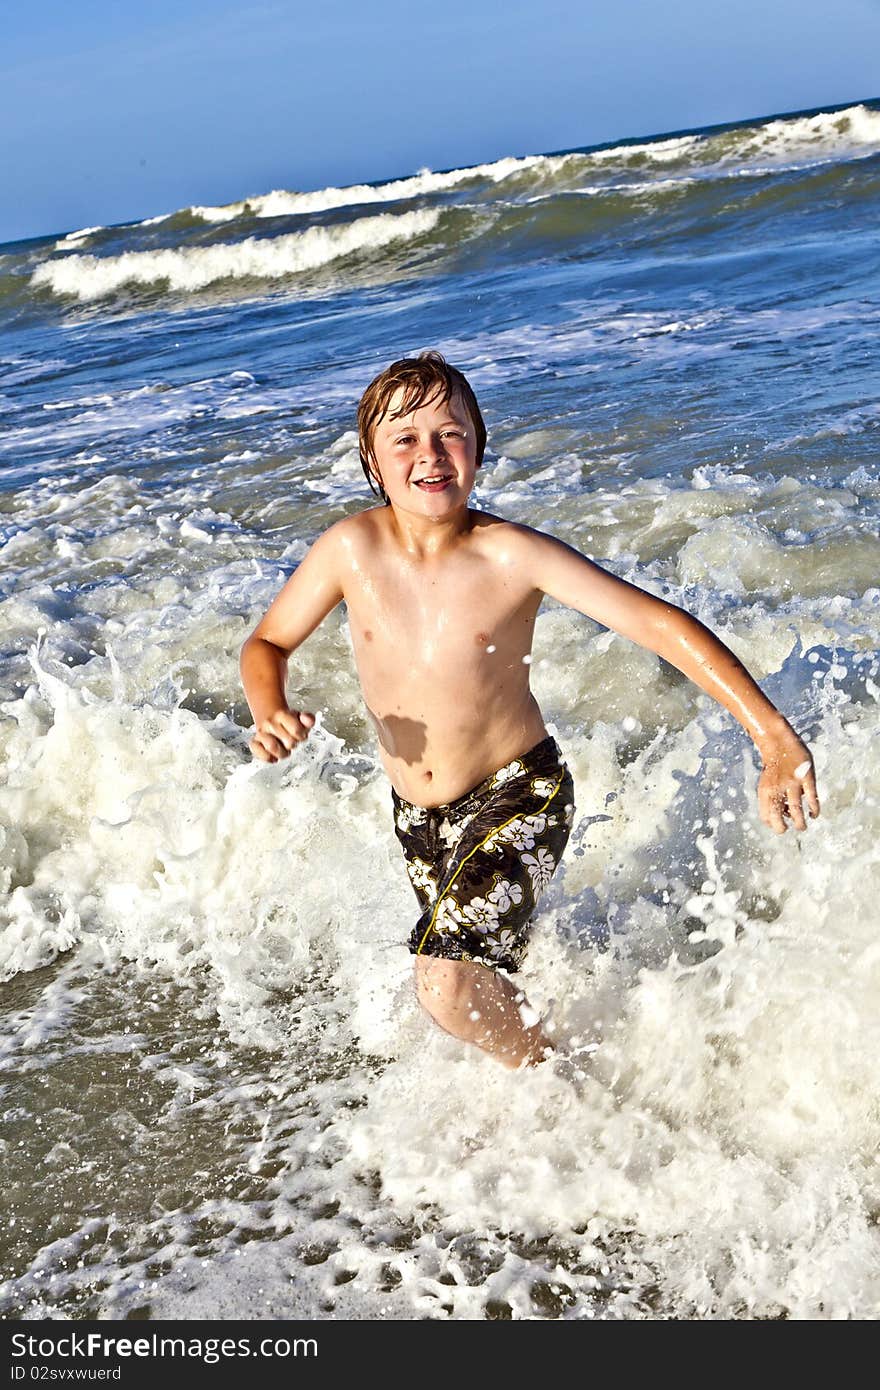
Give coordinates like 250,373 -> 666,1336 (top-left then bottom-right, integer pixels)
391,736 -> 575,973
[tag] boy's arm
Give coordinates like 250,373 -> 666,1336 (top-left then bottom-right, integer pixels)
521,528 -> 820,835
240,525 -> 346,762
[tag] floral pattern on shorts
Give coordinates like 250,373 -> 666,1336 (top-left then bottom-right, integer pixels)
391,737 -> 575,972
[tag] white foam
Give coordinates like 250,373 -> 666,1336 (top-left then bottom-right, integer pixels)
53,226 -> 103,249
728,102 -> 880,166
564,103 -> 880,198
31,208 -> 440,300
5,151 -> 880,1313
0,372 -> 264,455
2,492 -> 880,1317
185,154 -> 552,223
589,134 -> 702,164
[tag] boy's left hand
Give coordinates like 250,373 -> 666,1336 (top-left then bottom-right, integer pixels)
756,727 -> 821,834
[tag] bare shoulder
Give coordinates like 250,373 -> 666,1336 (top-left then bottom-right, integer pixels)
330,505 -> 389,545
314,506 -> 389,569
470,511 -> 567,569
471,511 -> 680,641
471,508 -> 658,610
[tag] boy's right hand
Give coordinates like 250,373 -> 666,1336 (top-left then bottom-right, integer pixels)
249,708 -> 316,762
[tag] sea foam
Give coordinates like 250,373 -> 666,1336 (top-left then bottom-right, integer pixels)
32,208 -> 440,300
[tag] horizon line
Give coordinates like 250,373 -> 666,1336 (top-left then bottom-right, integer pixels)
5,91 -> 878,250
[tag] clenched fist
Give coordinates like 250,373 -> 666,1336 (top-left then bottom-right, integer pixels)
249,707 -> 316,762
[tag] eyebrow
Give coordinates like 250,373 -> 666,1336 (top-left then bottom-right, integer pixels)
388,419 -> 465,433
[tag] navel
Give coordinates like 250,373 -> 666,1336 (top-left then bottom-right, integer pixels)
363,629 -> 374,642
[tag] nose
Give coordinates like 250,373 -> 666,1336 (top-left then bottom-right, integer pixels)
419,432 -> 448,465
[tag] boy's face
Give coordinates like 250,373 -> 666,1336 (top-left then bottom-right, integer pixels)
369,387 -> 479,517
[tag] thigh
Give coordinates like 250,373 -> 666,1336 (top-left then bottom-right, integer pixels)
412,764 -> 575,972
392,797 -> 443,914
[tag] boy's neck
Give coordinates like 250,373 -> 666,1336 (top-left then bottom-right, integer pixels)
386,502 -> 475,558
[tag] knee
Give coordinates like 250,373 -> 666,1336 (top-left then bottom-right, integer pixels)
414,956 -> 477,1022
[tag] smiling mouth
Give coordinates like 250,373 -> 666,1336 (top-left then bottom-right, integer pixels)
413,475 -> 454,490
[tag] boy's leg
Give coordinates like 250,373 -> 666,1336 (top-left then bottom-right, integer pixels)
399,740 -> 575,1068
414,956 -> 554,1069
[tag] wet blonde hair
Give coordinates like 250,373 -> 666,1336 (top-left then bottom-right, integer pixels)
356,349 -> 487,504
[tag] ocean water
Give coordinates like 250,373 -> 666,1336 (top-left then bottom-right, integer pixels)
2,98 -> 880,1321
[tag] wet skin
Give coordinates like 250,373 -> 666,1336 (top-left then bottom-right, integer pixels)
241,384 -> 819,831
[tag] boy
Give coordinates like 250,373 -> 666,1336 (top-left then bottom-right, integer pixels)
240,351 -> 820,1071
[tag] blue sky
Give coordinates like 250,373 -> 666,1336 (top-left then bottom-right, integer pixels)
2,0 -> 879,244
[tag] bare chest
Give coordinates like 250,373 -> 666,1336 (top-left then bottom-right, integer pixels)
344,559 -> 540,692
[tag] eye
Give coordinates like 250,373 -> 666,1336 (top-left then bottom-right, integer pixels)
441,429 -> 464,439
394,435 -> 416,446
